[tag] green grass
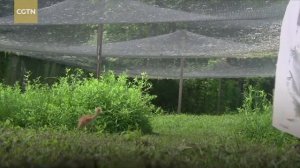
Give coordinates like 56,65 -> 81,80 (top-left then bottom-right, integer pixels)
1,113 -> 299,168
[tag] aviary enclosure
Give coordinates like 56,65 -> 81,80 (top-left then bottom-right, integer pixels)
0,0 -> 299,168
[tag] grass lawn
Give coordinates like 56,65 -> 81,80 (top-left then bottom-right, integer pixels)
0,113 -> 300,168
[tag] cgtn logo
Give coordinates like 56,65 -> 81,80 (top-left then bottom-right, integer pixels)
14,0 -> 38,24
16,9 -> 37,15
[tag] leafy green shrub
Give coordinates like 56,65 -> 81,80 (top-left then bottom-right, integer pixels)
238,85 -> 271,114
237,85 -> 295,145
0,69 -> 156,133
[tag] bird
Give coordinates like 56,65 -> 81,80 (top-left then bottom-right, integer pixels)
77,107 -> 103,129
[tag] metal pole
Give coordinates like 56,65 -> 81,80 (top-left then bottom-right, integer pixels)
96,24 -> 104,78
177,31 -> 187,114
20,57 -> 26,91
177,57 -> 184,113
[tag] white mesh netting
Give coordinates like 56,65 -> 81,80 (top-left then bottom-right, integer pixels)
0,0 -> 287,78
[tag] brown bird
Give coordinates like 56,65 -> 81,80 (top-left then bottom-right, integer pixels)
77,107 -> 103,129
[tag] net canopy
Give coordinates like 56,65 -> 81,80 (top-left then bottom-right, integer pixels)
0,29 -> 259,58
0,0 -> 221,25
102,57 -> 277,79
104,30 -> 261,58
0,0 -> 288,79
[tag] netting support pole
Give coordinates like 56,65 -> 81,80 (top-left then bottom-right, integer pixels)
177,57 -> 185,113
20,57 -> 26,91
96,24 -> 104,78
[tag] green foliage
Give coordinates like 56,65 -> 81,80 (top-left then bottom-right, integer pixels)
238,85 -> 271,114
237,85 -> 295,145
0,114 -> 299,168
0,52 -> 9,81
0,69 -> 156,133
181,79 -> 243,114
183,79 -> 220,114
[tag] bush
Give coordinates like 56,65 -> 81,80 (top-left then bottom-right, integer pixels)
238,85 -> 271,114
0,69 -> 156,134
237,85 -> 295,145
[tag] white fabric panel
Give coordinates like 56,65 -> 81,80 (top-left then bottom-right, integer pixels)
273,0 -> 300,138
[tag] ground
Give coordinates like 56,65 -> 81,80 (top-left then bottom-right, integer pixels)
0,113 -> 299,168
